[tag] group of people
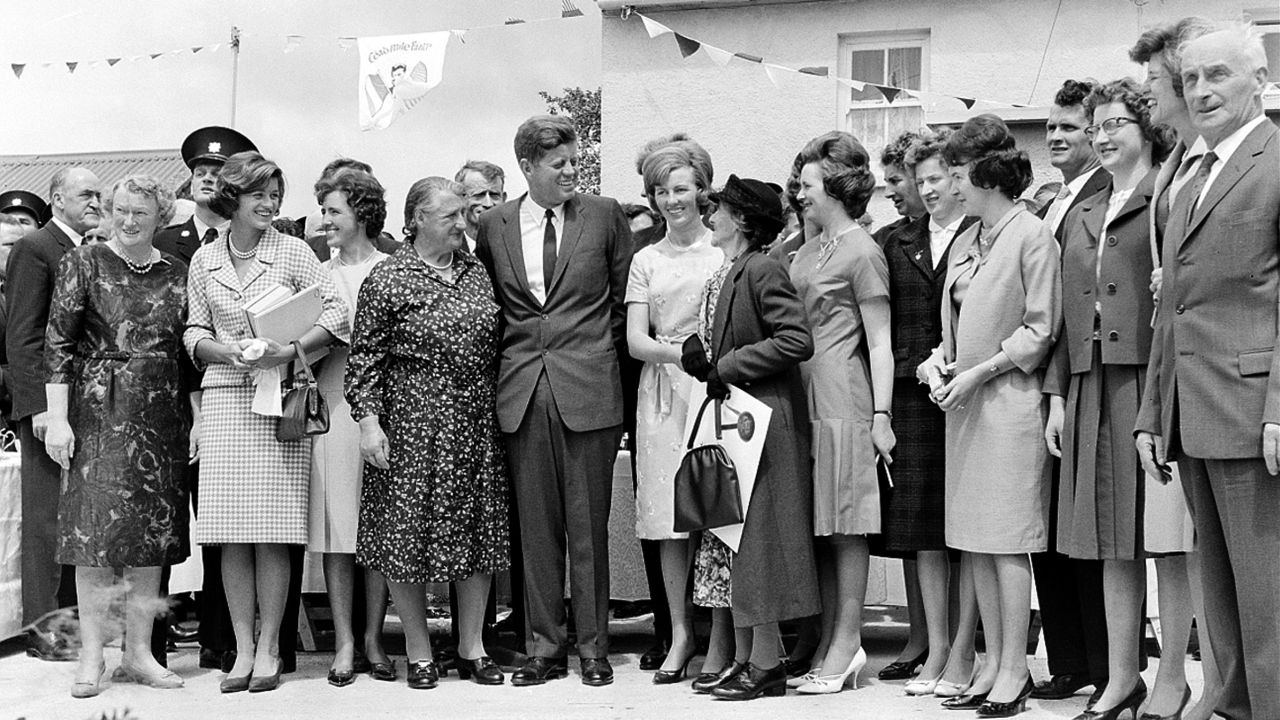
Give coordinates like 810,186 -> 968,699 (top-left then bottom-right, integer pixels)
4,14 -> 1277,720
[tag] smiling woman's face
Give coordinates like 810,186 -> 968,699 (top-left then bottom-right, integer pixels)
233,177 -> 281,232
111,188 -> 161,250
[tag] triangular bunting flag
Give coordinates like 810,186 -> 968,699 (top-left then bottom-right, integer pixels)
640,15 -> 672,39
284,35 -> 303,53
673,33 -> 701,59
107,58 -> 121,66
561,0 -> 584,17
504,17 -> 525,24
734,52 -> 762,63
763,64 -> 787,87
902,89 -> 921,98
703,44 -> 733,67
959,97 -> 976,109
798,66 -> 828,77
336,37 -> 355,50
11,64 -> 24,79
192,46 -> 202,54
874,84 -> 901,103
150,53 -> 163,60
836,77 -> 866,92
40,62 -> 54,69
66,62 -> 78,73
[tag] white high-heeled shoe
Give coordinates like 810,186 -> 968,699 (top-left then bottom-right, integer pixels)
796,647 -> 866,695
787,667 -> 823,688
905,674 -> 941,695
933,658 -> 980,698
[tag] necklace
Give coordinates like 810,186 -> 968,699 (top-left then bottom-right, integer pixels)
227,232 -> 258,260
118,250 -> 156,274
816,224 -> 857,267
419,252 -> 453,270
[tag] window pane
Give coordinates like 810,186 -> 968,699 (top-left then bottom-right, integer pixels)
1263,30 -> 1280,81
887,46 -> 922,90
850,49 -> 884,102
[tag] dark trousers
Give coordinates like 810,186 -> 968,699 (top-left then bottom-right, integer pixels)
1179,457 -> 1280,719
18,417 -> 75,625
502,373 -> 618,659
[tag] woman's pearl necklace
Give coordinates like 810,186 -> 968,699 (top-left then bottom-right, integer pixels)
119,251 -> 156,275
227,231 -> 257,260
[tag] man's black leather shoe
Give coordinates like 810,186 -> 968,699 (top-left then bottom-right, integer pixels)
25,627 -> 76,662
1030,673 -> 1093,699
511,656 -> 569,686
638,643 -> 668,671
580,657 -> 614,686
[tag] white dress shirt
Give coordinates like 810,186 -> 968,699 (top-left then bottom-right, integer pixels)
50,217 -> 84,245
1189,114 -> 1269,212
520,197 -> 565,304
927,215 -> 964,269
1049,167 -> 1104,236
193,215 -> 230,245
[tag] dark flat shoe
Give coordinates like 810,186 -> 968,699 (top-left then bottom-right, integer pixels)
511,656 -> 568,686
878,649 -> 928,680
368,659 -> 397,682
580,657 -> 614,687
456,656 -> 504,685
406,659 -> 439,690
327,668 -> 356,687
942,692 -> 989,709
712,662 -> 787,700
692,661 -> 745,694
1031,673 -> 1092,699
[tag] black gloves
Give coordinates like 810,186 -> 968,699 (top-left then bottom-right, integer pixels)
681,335 -> 713,381
681,335 -> 728,399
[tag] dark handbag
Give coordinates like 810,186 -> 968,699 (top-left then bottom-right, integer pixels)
276,340 -> 330,442
672,395 -> 745,533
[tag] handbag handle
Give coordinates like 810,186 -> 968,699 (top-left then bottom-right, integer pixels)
284,340 -> 317,388
685,394 -> 742,449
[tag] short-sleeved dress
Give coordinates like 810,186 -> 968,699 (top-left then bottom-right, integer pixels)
307,250 -> 388,553
47,243 -> 191,567
183,229 -> 350,545
789,228 -> 890,536
625,233 -> 722,540
346,245 -> 510,584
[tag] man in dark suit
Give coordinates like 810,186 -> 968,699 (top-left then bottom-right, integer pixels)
7,167 -> 101,661
475,114 -> 631,687
1029,79 -> 1116,703
456,160 -> 508,254
1136,24 -> 1280,719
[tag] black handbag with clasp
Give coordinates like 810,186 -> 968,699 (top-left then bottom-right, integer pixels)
276,340 -> 330,442
672,395 -> 745,533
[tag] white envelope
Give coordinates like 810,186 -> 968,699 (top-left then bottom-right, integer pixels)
682,382 -> 772,553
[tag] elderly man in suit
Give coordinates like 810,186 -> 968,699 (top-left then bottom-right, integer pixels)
1136,22 -> 1280,720
475,114 -> 631,687
7,166 -> 101,661
456,160 -> 507,254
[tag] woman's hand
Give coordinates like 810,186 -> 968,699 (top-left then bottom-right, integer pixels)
43,418 -> 75,469
935,368 -> 984,412
244,338 -> 294,371
871,413 -> 896,463
188,415 -> 202,464
359,416 -> 390,470
1044,395 -> 1065,458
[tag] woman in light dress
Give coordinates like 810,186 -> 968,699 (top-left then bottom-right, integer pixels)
308,167 -> 392,687
625,138 -> 723,683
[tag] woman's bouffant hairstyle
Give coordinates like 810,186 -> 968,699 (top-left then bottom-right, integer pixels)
798,131 -> 877,220
880,130 -> 922,170
942,115 -> 1033,200
1128,16 -> 1216,98
1084,78 -> 1176,164
104,174 -> 177,227
904,127 -> 953,171
639,140 -> 715,214
402,176 -> 464,240
209,152 -> 286,219
314,168 -> 387,239
514,115 -> 577,166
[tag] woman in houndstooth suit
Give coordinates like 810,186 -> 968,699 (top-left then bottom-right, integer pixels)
184,152 -> 349,693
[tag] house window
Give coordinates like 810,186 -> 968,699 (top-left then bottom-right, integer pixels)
848,46 -> 923,103
838,31 -> 929,167
1246,8 -> 1280,97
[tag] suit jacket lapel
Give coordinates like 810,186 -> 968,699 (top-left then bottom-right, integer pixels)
44,222 -> 76,254
176,219 -> 201,260
940,223 -> 979,363
1108,170 -> 1156,230
1076,191 -> 1107,248
1180,124 -> 1276,249
898,217 -> 933,280
500,197 -> 533,301
712,254 -> 749,360
549,195 -> 585,297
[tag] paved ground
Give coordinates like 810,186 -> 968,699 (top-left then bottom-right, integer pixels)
1,606 -> 1205,720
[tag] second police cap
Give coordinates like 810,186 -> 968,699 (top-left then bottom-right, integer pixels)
180,126 -> 258,169
0,189 -> 51,225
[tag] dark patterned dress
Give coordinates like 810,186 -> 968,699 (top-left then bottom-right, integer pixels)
346,245 -> 510,584
46,243 -> 191,567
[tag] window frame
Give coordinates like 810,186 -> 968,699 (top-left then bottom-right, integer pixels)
837,29 -> 931,117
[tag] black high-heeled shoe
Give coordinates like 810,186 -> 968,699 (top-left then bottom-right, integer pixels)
455,656 -> 504,685
692,661 -> 745,694
942,691 -> 989,710
1075,678 -> 1148,720
406,659 -> 440,690
976,676 -> 1035,718
879,649 -> 929,680
652,653 -> 695,685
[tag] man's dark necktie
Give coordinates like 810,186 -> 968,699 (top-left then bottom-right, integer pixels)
1184,151 -> 1218,222
542,208 -> 557,295
202,227 -> 218,245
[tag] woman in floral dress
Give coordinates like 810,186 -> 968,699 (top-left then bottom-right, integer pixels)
44,175 -> 193,698
346,177 -> 509,690
626,138 -> 722,684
